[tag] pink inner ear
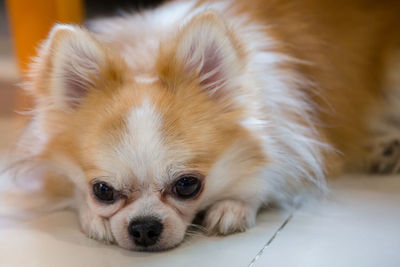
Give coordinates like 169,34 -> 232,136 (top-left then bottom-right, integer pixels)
200,44 -> 224,88
60,43 -> 100,107
187,41 -> 227,95
63,72 -> 89,106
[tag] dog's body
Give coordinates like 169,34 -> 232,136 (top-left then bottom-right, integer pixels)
17,0 -> 400,250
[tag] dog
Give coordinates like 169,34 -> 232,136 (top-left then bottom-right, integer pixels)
15,0 -> 400,251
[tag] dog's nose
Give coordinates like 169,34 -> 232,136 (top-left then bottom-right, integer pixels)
128,217 -> 163,247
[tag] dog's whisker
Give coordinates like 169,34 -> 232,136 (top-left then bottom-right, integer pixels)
185,231 -> 205,238
187,223 -> 209,234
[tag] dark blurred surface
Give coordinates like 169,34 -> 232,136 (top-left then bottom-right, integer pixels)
0,0 -> 16,116
0,0 -> 168,36
0,0 -> 9,37
85,0 -> 168,18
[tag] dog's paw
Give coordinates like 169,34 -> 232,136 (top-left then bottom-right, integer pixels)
369,139 -> 400,174
78,205 -> 114,244
203,200 -> 256,235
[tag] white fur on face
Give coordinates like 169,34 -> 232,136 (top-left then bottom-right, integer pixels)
134,75 -> 159,84
122,99 -> 167,182
92,99 -> 170,188
87,99 -> 193,250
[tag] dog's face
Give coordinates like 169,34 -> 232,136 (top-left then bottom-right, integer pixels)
31,12 -> 266,251
76,80 -> 265,251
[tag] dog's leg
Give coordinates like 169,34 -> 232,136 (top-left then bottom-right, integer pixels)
203,199 -> 259,235
75,191 -> 115,244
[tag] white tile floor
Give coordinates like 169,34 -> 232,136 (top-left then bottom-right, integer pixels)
0,118 -> 399,267
253,175 -> 400,267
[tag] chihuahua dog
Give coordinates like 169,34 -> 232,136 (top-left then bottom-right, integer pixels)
16,0 -> 400,251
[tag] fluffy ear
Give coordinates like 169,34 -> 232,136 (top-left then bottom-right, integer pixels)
158,11 -> 244,99
30,24 -> 123,110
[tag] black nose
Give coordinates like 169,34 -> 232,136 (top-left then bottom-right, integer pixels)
128,217 -> 163,247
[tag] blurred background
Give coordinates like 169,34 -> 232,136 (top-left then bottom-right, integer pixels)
0,0 -> 17,118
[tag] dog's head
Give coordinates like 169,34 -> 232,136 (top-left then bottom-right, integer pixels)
28,12 -> 266,250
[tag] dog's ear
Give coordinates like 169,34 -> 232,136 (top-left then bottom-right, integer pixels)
29,24 -> 124,110
158,11 -> 245,100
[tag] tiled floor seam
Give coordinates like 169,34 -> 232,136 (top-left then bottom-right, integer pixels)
247,211 -> 295,267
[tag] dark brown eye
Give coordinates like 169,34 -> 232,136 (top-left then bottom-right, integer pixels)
173,176 -> 202,199
93,182 -> 115,202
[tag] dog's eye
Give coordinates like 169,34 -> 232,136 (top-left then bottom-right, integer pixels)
93,182 -> 115,202
173,176 -> 202,199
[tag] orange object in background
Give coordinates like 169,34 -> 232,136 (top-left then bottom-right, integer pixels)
6,0 -> 84,111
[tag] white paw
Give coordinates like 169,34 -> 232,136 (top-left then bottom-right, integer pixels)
203,200 -> 257,235
78,205 -> 114,244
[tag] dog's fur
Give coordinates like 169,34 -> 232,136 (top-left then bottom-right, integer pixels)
15,0 -> 400,251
